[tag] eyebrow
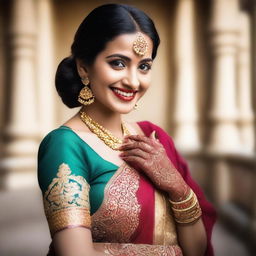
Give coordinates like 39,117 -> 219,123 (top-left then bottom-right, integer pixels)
106,54 -> 153,63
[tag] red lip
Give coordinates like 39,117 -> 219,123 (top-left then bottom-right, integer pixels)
110,87 -> 137,93
110,87 -> 137,102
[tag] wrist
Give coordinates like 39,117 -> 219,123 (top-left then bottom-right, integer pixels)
167,184 -> 190,202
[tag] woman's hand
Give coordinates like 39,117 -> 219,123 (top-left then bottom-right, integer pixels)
119,132 -> 190,202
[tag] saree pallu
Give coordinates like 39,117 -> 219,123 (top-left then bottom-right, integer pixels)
38,121 -> 216,256
138,121 -> 217,256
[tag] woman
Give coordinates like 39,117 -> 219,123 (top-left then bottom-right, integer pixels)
38,4 -> 216,256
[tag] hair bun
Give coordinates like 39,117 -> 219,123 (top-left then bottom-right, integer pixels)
55,56 -> 83,108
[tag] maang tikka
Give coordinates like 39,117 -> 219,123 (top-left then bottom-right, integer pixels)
133,32 -> 148,56
78,77 -> 95,105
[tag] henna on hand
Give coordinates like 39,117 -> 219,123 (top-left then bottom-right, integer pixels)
119,133 -> 190,202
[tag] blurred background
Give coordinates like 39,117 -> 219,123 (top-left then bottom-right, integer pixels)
0,0 -> 255,255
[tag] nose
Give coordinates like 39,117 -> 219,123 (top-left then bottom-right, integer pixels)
122,69 -> 140,90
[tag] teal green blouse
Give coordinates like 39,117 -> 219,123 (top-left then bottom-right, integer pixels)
37,125 -> 119,214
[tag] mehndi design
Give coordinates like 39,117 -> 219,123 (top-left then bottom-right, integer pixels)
119,134 -> 190,202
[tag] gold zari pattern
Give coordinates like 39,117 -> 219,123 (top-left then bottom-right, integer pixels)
43,163 -> 91,235
153,190 -> 178,245
92,164 -> 141,243
98,243 -> 183,256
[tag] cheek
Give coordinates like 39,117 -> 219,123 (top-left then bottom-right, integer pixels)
140,74 -> 152,91
91,64 -> 122,86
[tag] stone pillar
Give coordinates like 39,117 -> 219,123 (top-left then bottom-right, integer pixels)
251,0 -> 256,249
237,11 -> 254,152
208,0 -> 241,153
252,0 -> 256,152
0,0 -> 38,189
173,0 -> 200,152
211,160 -> 231,205
0,3 -> 4,151
37,0 -> 55,136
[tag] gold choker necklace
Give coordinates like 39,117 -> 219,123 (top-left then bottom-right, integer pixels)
79,110 -> 130,150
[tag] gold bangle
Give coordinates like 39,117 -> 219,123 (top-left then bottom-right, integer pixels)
170,190 -> 202,224
171,197 -> 198,212
174,206 -> 202,224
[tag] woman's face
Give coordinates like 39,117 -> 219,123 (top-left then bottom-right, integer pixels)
78,32 -> 154,114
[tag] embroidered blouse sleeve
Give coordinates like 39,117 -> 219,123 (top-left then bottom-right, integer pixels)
37,129 -> 91,237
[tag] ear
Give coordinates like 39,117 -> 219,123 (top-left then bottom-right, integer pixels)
76,59 -> 88,78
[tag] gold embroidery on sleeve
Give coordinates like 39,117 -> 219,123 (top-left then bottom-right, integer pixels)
43,163 -> 91,235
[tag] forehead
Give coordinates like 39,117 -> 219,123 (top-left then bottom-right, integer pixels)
99,33 -> 153,59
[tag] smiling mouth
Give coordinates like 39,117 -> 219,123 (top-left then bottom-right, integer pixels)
110,87 -> 137,101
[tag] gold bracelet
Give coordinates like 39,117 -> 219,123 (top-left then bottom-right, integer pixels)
173,205 -> 202,224
169,189 -> 202,224
171,197 -> 197,212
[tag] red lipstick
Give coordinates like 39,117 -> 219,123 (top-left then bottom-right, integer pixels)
110,87 -> 137,102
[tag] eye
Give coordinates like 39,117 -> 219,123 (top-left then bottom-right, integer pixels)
139,63 -> 152,72
109,59 -> 125,69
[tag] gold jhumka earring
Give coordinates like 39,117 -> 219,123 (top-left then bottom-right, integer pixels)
78,77 -> 95,105
133,32 -> 148,56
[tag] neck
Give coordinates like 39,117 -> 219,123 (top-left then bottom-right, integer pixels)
80,104 -> 123,138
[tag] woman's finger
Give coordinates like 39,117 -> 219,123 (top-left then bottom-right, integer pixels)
119,140 -> 153,153
149,130 -> 158,140
124,134 -> 151,144
119,148 -> 149,160
125,133 -> 160,148
120,155 -> 145,168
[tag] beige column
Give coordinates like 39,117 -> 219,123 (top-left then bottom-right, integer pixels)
251,0 -> 256,244
208,0 -> 241,152
37,0 -> 55,136
0,4 -> 4,150
173,0 -> 200,151
252,0 -> 256,244
237,11 -> 254,152
211,160 -> 231,205
1,0 -> 38,189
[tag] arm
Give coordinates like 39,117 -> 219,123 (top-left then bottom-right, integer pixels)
176,220 -> 206,256
53,228 -> 105,256
119,134 -> 207,256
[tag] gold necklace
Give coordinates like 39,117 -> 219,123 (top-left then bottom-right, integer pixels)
79,110 -> 130,150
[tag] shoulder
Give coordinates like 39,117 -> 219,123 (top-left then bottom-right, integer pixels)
39,126 -> 81,146
38,126 -> 87,157
41,126 -> 79,140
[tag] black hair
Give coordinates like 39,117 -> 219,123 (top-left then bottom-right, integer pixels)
55,4 -> 160,108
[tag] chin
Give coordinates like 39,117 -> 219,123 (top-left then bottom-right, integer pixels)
111,105 -> 135,114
